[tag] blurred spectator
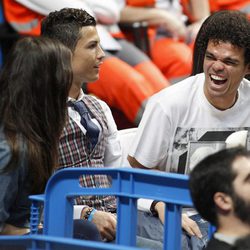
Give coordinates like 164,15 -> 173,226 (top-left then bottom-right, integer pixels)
3,0 -> 170,127
190,148 -> 250,250
119,0 -> 210,82
209,0 -> 250,18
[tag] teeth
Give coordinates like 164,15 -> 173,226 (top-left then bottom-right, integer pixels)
211,75 -> 225,81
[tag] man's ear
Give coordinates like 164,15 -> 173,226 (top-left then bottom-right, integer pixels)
214,192 -> 233,212
246,63 -> 250,75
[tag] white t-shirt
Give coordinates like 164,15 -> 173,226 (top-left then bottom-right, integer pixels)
129,73 -> 250,173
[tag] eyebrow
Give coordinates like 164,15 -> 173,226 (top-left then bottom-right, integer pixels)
244,173 -> 250,182
205,51 -> 214,57
205,51 -> 240,64
87,39 -> 98,44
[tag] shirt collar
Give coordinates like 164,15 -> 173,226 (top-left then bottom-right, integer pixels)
68,89 -> 85,103
214,232 -> 238,245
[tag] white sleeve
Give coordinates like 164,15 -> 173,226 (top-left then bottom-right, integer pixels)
129,98 -> 171,170
85,0 -> 122,24
114,0 -> 126,10
73,205 -> 88,219
96,25 -> 122,51
98,101 -> 122,168
137,198 -> 153,213
15,0 -> 95,16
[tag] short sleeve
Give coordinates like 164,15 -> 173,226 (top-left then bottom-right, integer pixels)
129,98 -> 171,170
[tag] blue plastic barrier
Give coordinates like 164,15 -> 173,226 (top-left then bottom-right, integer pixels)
0,168 -> 193,249
43,168 -> 192,249
0,234 -> 138,250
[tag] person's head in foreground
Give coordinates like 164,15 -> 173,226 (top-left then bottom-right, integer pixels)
190,147 -> 250,237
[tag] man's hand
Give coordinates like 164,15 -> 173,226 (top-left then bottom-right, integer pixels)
182,214 -> 202,238
159,10 -> 187,40
92,211 -> 117,241
155,201 -> 165,224
155,202 -> 202,238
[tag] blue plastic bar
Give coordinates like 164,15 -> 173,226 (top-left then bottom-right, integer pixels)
41,168 -> 192,249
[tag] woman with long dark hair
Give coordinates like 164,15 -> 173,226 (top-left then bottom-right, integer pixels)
0,36 -> 101,241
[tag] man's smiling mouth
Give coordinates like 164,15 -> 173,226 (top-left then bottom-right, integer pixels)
210,74 -> 227,85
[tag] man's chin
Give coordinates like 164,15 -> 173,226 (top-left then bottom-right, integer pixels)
87,75 -> 99,83
233,193 -> 250,225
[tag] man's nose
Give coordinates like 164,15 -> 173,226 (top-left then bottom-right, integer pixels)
98,45 -> 105,60
212,60 -> 225,72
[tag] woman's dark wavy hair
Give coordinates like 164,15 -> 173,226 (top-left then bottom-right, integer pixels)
189,147 -> 250,227
192,10 -> 250,75
0,36 -> 72,193
41,8 -> 96,51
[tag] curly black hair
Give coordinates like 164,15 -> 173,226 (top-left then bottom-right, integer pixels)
192,10 -> 250,75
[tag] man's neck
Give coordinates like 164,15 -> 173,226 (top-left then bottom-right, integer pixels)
217,216 -> 250,237
204,85 -> 239,110
69,83 -> 82,100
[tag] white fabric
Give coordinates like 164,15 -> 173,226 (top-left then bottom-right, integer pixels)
116,128 -> 152,212
156,0 -> 182,17
129,73 -> 250,173
15,0 -> 94,16
68,90 -> 122,168
156,0 -> 186,22
214,233 -> 238,246
15,0 -> 121,23
96,25 -> 122,51
137,198 -> 153,213
118,128 -> 137,167
15,0 -> 122,50
73,205 -> 87,219
225,130 -> 248,148
87,0 -> 122,24
93,0 -> 123,50
72,127 -> 152,214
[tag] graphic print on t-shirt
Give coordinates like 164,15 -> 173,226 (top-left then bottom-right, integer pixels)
169,127 -> 250,174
